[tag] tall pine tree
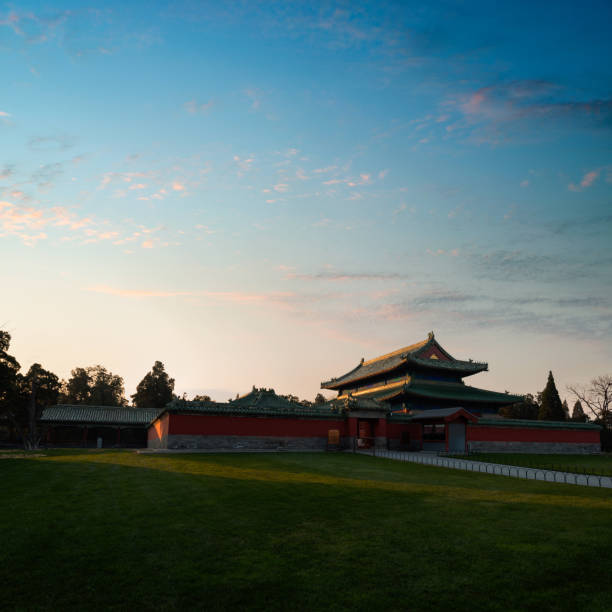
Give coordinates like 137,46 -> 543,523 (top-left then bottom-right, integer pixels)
132,361 -> 175,408
571,400 -> 587,422
538,371 -> 566,421
562,399 -> 569,420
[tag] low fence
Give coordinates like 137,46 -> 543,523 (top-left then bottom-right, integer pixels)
357,448 -> 612,489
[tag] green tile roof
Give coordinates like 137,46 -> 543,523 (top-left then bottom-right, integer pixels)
166,390 -> 343,420
403,381 -> 522,405
40,405 -> 162,426
475,418 -> 601,430
345,379 -> 521,406
321,333 -> 487,390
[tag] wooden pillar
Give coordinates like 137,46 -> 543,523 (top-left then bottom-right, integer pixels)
116,428 -> 121,447
82,426 -> 88,447
348,417 -> 358,450
377,417 -> 387,449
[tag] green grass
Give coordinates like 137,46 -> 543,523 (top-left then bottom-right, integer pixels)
2,450 -> 612,611
452,453 -> 612,476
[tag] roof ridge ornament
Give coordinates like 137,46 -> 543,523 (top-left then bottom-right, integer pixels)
428,331 -> 435,340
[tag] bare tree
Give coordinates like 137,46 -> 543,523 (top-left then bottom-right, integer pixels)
568,375 -> 612,429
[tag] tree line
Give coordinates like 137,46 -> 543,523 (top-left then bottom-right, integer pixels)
0,330 -> 329,448
2,329 -> 611,448
500,370 -> 611,431
0,331 -> 179,448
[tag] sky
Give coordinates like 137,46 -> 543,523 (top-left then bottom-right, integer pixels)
1,0 -> 611,404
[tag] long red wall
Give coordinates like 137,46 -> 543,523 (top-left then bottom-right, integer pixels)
468,425 -> 599,444
167,413 -> 347,438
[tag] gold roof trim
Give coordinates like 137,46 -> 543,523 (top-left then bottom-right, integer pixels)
362,337 -> 430,366
337,377 -> 410,400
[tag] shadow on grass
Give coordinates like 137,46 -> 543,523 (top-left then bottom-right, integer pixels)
2,454 -> 612,611
32,451 -> 612,511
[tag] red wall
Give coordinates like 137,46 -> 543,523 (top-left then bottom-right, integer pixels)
386,422 -> 422,442
167,413 -> 347,438
468,424 -> 599,444
148,412 -> 170,443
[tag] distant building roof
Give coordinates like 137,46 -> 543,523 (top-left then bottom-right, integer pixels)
162,388 -> 343,420
40,405 -> 162,427
321,332 -> 487,390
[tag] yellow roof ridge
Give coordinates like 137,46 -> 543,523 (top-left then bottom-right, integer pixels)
362,336 -> 430,366
337,377 -> 411,399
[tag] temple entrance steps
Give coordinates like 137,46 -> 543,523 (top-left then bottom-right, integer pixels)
354,449 -> 612,489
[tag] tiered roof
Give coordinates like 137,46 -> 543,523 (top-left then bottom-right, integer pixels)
321,332 -> 487,391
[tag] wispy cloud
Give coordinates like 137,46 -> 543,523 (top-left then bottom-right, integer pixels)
442,81 -> 612,144
86,285 -> 296,305
234,155 -> 255,174
0,165 -> 15,180
568,169 -> 600,192
28,135 -> 73,151
0,200 -> 93,246
286,270 -> 409,282
184,99 -> 214,114
244,88 -> 262,110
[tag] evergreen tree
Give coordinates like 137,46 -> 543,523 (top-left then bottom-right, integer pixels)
562,399 -> 570,420
0,332 -> 60,448
0,331 -> 20,415
571,400 -> 587,422
499,393 -> 539,419
538,371 -> 566,421
132,361 -> 175,408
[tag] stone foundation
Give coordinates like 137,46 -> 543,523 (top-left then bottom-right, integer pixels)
468,441 -> 600,454
163,434 -> 331,451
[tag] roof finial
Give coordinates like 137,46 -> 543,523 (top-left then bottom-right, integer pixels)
428,331 -> 435,340
360,357 -> 364,364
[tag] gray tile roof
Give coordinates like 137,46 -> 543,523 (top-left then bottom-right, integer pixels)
40,405 -> 162,426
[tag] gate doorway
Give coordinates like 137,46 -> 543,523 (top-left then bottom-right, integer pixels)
357,419 -> 374,448
448,422 -> 466,453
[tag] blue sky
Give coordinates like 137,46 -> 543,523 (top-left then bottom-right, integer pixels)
1,1 -> 611,402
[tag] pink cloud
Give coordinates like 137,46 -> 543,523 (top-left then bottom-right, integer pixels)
86,285 -> 296,306
580,170 -> 599,188
568,169 -> 600,192
462,91 -> 485,115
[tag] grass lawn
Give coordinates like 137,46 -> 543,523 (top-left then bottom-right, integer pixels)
2,451 -> 612,611
453,453 -> 612,476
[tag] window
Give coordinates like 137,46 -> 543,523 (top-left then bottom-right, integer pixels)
423,423 -> 445,441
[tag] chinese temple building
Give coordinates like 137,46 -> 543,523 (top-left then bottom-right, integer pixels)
321,332 -> 521,415
34,333 -> 601,454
